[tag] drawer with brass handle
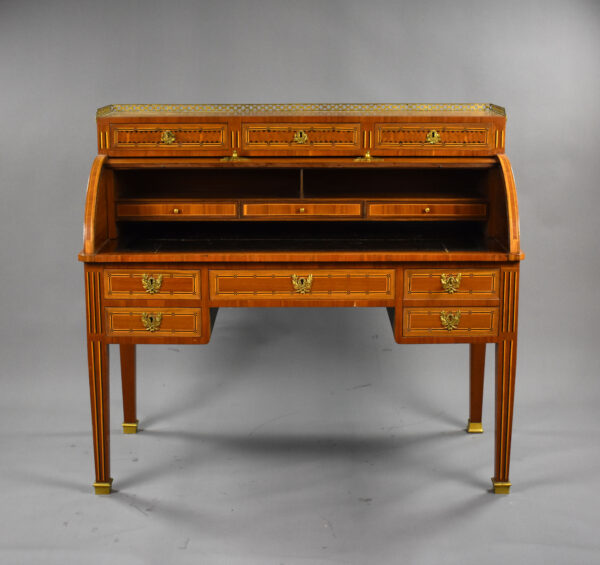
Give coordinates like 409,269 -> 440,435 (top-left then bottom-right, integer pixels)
403,307 -> 499,337
242,202 -> 362,219
367,201 -> 487,220
105,308 -> 203,337
404,269 -> 499,300
117,202 -> 238,219
209,269 -> 395,300
103,270 -> 200,299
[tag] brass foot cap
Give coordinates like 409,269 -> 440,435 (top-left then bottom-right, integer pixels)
122,420 -> 139,434
467,420 -> 484,433
492,479 -> 511,494
93,478 -> 113,495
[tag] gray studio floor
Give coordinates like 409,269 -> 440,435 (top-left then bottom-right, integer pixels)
1,308 -> 599,564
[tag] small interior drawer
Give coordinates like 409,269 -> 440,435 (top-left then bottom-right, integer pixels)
242,202 -> 362,218
117,202 -> 238,219
368,201 -> 487,220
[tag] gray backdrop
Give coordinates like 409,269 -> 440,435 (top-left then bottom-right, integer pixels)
1,1 -> 599,564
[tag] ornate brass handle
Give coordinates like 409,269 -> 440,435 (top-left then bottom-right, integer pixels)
141,312 -> 162,332
141,274 -> 163,294
440,310 -> 461,331
426,129 -> 441,144
291,274 -> 313,294
293,130 -> 309,144
440,273 -> 462,294
160,129 -> 176,144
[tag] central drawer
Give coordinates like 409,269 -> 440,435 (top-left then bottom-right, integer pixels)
242,202 -> 362,219
209,269 -> 395,300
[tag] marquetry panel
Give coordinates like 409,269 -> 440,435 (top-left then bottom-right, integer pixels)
374,123 -> 493,150
85,270 -> 103,335
367,201 -> 487,220
105,307 -> 202,337
242,202 -> 363,219
117,202 -> 238,219
403,307 -> 499,337
210,269 -> 395,300
404,269 -> 499,300
110,123 -> 228,149
103,270 -> 200,299
241,123 -> 361,151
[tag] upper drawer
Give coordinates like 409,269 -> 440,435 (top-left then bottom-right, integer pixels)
104,269 -> 200,299
367,201 -> 487,220
117,202 -> 238,220
240,123 -> 362,155
372,122 -> 500,155
404,269 -> 499,300
106,123 -> 229,155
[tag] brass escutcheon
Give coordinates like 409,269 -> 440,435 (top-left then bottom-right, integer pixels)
160,129 -> 176,144
440,310 -> 461,331
426,129 -> 441,144
440,273 -> 462,294
141,312 -> 162,332
291,274 -> 313,294
293,130 -> 309,144
141,273 -> 163,294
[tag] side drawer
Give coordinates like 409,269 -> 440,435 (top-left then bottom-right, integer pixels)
240,122 -> 362,155
109,123 -> 229,155
403,307 -> 499,337
117,202 -> 238,219
105,307 -> 202,337
104,270 -> 200,299
242,202 -> 362,219
210,269 -> 395,300
404,269 -> 499,300
367,201 -> 487,220
372,122 -> 498,155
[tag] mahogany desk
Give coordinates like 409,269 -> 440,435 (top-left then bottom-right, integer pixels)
79,103 -> 522,495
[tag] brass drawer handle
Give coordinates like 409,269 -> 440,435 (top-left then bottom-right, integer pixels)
291,274 -> 313,294
426,129 -> 441,144
172,208 -> 181,214
293,130 -> 308,144
423,207 -> 431,214
160,130 -> 176,144
141,312 -> 162,332
440,273 -> 462,294
440,310 -> 461,331
141,274 -> 163,294
298,207 -> 306,213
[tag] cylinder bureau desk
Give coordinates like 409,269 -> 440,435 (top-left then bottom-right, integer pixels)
79,103 -> 522,495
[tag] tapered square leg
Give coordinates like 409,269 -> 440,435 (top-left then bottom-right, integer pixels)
120,344 -> 138,433
468,343 -> 485,433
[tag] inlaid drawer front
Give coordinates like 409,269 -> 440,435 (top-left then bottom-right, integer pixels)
210,269 -> 395,300
242,202 -> 362,218
105,308 -> 202,337
241,123 -> 361,152
117,202 -> 238,219
103,270 -> 200,299
404,269 -> 499,299
403,307 -> 499,337
368,202 -> 487,220
110,123 -> 228,150
373,123 -> 495,152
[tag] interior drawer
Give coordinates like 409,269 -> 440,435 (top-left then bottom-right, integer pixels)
117,202 -> 238,219
242,202 -> 362,219
403,307 -> 499,337
404,269 -> 499,299
240,123 -> 361,155
109,123 -> 229,154
105,307 -> 202,337
367,201 -> 487,220
209,269 -> 395,300
103,270 -> 200,299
